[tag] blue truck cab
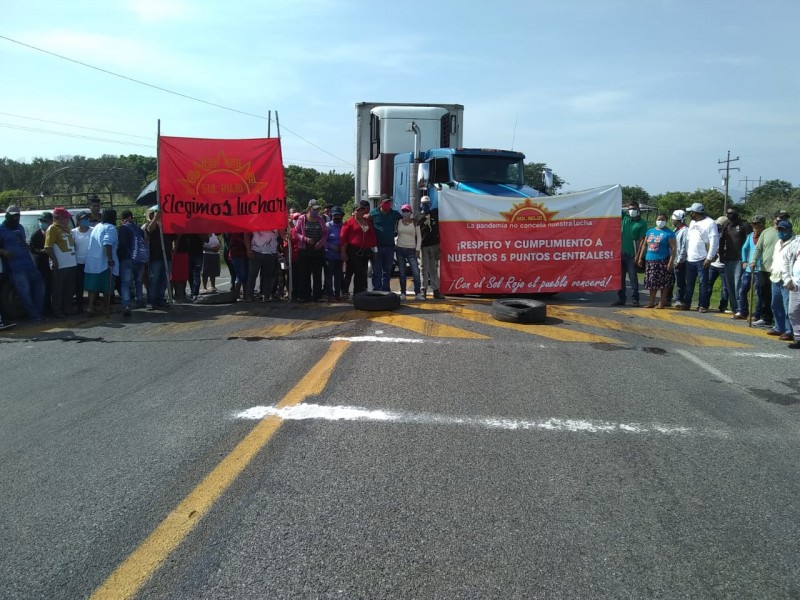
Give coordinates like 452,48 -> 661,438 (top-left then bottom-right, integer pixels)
392,147 -> 545,211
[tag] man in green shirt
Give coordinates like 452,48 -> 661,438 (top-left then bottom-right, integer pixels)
612,201 -> 647,306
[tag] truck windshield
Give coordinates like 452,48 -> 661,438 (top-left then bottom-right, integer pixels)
453,156 -> 524,185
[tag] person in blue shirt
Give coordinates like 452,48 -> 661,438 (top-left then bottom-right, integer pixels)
368,195 -> 402,291
0,205 -> 45,322
636,213 -> 676,309
323,205 -> 345,301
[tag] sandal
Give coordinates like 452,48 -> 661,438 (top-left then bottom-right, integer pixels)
646,304 -> 656,308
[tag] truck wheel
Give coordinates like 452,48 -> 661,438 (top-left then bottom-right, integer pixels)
353,291 -> 401,311
491,298 -> 547,324
0,279 -> 27,320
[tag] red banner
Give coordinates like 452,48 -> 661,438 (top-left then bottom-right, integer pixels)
439,186 -> 622,294
158,136 -> 286,234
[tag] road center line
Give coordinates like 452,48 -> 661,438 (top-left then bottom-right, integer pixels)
90,340 -> 351,600
235,403 -> 709,436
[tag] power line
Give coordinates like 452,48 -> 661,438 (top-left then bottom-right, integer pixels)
0,123 -> 154,149
0,34 -> 354,167
0,111 -> 153,140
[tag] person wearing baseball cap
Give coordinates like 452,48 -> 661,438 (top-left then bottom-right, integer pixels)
44,207 -> 78,318
369,195 -> 402,291
781,220 -> 800,348
667,209 -> 689,308
768,220 -> 796,341
0,205 -> 45,322
418,195 -> 444,299
683,201 -> 719,312
395,203 -> 423,301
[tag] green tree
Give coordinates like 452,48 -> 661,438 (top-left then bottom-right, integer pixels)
523,162 -> 565,194
622,185 -> 651,207
742,179 -> 799,221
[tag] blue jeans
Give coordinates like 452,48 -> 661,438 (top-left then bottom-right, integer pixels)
9,268 -> 45,320
396,247 -> 421,294
708,264 -> 728,311
372,246 -> 395,292
668,262 -> 686,305
617,253 -> 639,303
771,281 -> 791,334
723,259 -> 741,313
189,254 -> 203,297
120,259 -> 145,307
230,257 -> 248,288
324,258 -> 343,298
147,259 -> 170,306
685,260 -> 710,309
737,270 -> 753,318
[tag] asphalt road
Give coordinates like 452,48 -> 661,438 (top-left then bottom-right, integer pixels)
1,290 -> 798,599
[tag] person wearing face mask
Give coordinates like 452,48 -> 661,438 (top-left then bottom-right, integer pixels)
323,206 -> 345,301
293,199 -> 329,302
369,195 -> 402,292
611,201 -> 647,307
340,200 -> 377,295
71,211 -> 92,314
767,220 -> 796,341
749,211 -> 783,327
781,223 -> 800,349
666,210 -> 688,308
0,205 -> 45,322
636,213 -> 676,308
683,202 -> 719,313
30,211 -> 53,315
44,207 -> 77,318
719,208 -> 751,318
417,195 -> 444,299
395,204 -> 423,301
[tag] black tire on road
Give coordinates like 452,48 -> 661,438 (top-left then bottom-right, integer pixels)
353,291 -> 401,312
491,298 -> 547,324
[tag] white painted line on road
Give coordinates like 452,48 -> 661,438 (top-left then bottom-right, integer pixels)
730,352 -> 794,359
235,403 -> 702,436
675,349 -> 734,384
329,336 -> 424,343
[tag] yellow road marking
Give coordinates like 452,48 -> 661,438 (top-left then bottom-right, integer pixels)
368,313 -> 489,339
616,309 -> 772,339
90,340 -> 351,600
230,320 -> 333,339
156,313 -> 249,334
546,306 -> 750,348
415,303 -> 620,344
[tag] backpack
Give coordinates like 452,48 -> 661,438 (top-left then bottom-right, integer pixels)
127,223 -> 149,263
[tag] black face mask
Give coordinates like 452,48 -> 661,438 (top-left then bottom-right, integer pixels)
333,216 -> 343,223
5,215 -> 20,228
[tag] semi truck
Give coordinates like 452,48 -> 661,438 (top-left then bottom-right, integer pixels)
354,102 -> 548,212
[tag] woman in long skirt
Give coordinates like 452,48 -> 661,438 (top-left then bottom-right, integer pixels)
637,214 -> 676,309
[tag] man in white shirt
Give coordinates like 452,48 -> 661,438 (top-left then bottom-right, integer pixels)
683,202 -> 719,313
781,223 -> 800,349
768,220 -> 795,340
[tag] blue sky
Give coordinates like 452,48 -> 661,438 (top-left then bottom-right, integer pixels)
2,0 -> 798,198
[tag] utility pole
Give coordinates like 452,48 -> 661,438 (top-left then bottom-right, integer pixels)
739,176 -> 762,202
718,150 -> 740,212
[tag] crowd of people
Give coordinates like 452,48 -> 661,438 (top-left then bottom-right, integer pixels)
0,193 -> 444,326
616,200 -> 800,350
3,195 -> 798,351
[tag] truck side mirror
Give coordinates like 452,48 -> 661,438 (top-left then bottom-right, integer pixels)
417,163 -> 430,189
542,168 -> 554,190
